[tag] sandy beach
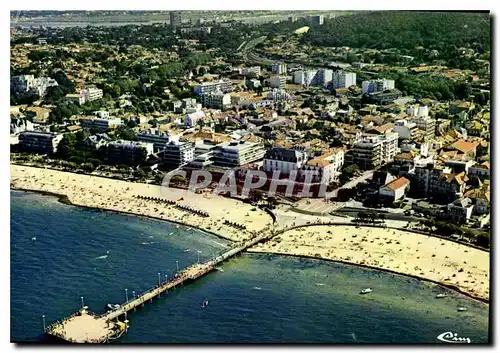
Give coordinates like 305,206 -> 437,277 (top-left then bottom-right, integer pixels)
249,225 -> 490,302
11,165 -> 490,302
10,165 -> 273,242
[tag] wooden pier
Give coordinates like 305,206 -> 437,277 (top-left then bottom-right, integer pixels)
44,228 -> 273,343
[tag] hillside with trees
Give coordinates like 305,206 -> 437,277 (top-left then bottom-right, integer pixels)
301,11 -> 490,57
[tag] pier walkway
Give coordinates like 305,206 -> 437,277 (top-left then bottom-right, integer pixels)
45,227 -> 274,343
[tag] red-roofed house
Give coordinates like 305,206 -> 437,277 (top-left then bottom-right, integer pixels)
379,176 -> 410,202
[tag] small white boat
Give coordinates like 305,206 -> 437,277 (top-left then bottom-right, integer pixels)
457,307 -> 467,312
253,286 -> 262,290
316,283 -> 325,286
184,248 -> 191,252
31,236 -> 37,241
360,288 -> 372,294
436,293 -> 448,298
201,299 -> 209,308
215,267 -> 224,272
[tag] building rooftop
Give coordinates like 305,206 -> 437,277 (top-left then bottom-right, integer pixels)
382,176 -> 410,191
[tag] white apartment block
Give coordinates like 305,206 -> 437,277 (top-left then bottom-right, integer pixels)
213,141 -> 266,168
301,148 -> 344,183
361,79 -> 395,94
241,66 -> 261,76
409,115 -> 436,140
332,71 -> 356,89
79,116 -> 123,132
263,148 -> 308,174
137,129 -> 173,152
293,68 -> 332,87
201,90 -> 231,110
185,111 -> 206,128
346,132 -> 398,170
406,104 -> 429,117
83,86 -> 103,102
194,80 -> 232,95
266,89 -> 291,102
269,76 -> 287,89
163,141 -> 195,167
393,119 -> 419,140
271,62 -> 287,75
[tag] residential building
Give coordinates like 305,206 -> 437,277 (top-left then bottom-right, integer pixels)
185,111 -> 206,128
332,71 -> 356,89
412,162 -> 450,198
269,76 -> 287,89
201,90 -> 231,110
241,66 -> 261,76
18,131 -> 63,154
447,198 -> 474,224
263,148 -> 308,174
162,141 -> 195,168
367,89 -> 403,105
65,93 -> 86,105
173,98 -> 202,114
271,62 -> 287,75
137,129 -> 173,152
311,14 -> 324,25
266,89 -> 291,102
361,79 -> 395,94
379,176 -> 410,203
406,104 -> 429,117
301,148 -> 344,183
345,132 -> 398,170
409,115 -> 436,140
83,86 -> 103,102
79,116 -> 123,132
213,141 -> 266,168
106,140 -> 154,166
393,119 -> 418,140
293,69 -> 320,86
170,11 -> 182,29
194,80 -> 232,95
468,161 -> 490,180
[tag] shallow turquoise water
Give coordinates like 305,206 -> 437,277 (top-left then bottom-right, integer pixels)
10,191 -> 490,343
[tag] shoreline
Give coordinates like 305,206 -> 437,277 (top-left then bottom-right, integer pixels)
11,187 -> 490,304
11,187 -> 236,244
245,250 -> 489,304
10,165 -> 490,303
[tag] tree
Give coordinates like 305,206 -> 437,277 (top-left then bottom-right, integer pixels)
476,233 -> 490,248
126,119 -> 138,129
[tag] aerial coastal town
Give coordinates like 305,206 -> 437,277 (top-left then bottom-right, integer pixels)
10,10 -> 491,342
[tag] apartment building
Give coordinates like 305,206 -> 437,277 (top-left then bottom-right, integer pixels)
194,80 -> 232,96
213,141 -> 266,168
409,115 -> 436,140
332,71 -> 357,89
201,90 -> 231,110
162,141 -> 195,168
137,129 -> 173,152
106,140 -> 154,166
83,86 -> 103,102
241,66 -> 261,76
393,119 -> 419,140
406,104 -> 429,117
170,11 -> 182,29
66,93 -> 86,105
345,132 -> 398,170
18,131 -> 63,154
263,148 -> 308,174
301,148 -> 344,183
173,98 -> 202,114
361,79 -> 395,94
271,62 -> 287,75
269,76 -> 287,89
266,89 -> 291,102
79,116 -> 123,132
